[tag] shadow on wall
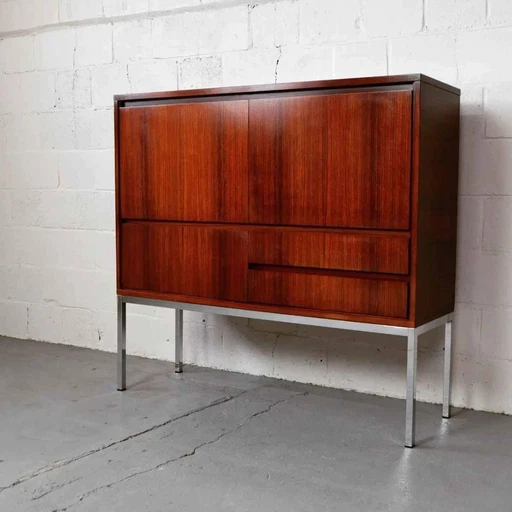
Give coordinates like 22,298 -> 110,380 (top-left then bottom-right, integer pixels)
185,314 -> 446,405
455,93 -> 511,413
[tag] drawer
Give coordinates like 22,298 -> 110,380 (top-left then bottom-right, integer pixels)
248,269 -> 408,318
120,223 -> 248,301
249,230 -> 409,275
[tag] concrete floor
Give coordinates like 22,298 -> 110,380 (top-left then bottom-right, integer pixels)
0,338 -> 511,512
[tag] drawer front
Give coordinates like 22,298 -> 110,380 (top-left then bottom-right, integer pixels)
121,223 -> 248,301
249,230 -> 409,275
249,90 -> 412,229
248,269 -> 408,318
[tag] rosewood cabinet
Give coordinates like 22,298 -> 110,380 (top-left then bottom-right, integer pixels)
115,74 -> 460,448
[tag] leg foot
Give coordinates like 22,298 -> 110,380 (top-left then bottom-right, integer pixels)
175,309 -> 183,374
405,328 -> 418,448
117,296 -> 126,391
442,319 -> 452,419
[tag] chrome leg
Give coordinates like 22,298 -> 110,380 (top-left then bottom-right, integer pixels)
117,296 -> 126,391
175,309 -> 183,373
405,328 -> 418,448
442,319 -> 452,418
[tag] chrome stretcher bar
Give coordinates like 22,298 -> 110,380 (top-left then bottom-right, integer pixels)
117,295 -> 453,449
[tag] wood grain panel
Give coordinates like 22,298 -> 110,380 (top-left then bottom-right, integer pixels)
248,269 -> 408,318
249,90 -> 412,229
119,100 -> 248,222
412,83 -> 460,326
326,90 -> 412,229
249,230 -> 409,274
249,96 -> 326,225
121,223 -> 248,301
119,107 -> 146,218
120,222 -> 148,290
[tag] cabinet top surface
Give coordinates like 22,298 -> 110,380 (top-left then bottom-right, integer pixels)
115,74 -> 460,103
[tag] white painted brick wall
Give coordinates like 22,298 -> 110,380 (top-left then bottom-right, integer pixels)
0,1 -> 19,33
59,0 -> 103,23
222,49 -> 279,86
299,0 -> 361,44
2,0 -> 512,415
485,83 -> 512,137
277,45 -> 334,82
39,111 -> 75,150
0,36 -> 34,73
390,34 -> 457,84
75,109 -> 114,149
91,64 -> 131,107
250,1 -> 299,49
426,0 -> 486,31
114,19 -> 152,62
103,0 -> 149,17
75,25 -> 113,67
490,0 -> 512,26
34,29 -> 75,70
56,69 -> 92,109
334,41 -> 387,79
457,28 -> 512,83
362,0 -> 423,37
178,56 -> 222,89
18,0 -> 59,31
127,59 -> 178,92
152,7 -> 249,58
0,152 -> 59,189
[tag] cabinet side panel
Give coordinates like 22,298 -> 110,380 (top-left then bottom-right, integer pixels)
414,83 -> 460,326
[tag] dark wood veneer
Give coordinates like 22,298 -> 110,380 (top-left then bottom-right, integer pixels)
249,230 -> 409,275
248,269 -> 408,318
413,82 -> 460,325
249,90 -> 412,229
120,100 -> 248,222
115,75 -> 460,327
121,223 -> 248,302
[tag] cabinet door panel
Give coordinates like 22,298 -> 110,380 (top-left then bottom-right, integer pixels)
119,101 -> 248,222
249,96 -> 326,225
248,270 -> 408,318
121,223 -> 248,301
249,90 -> 412,229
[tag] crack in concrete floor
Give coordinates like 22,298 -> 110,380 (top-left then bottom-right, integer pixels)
31,478 -> 83,502
52,391 -> 307,512
1,391 -> 246,496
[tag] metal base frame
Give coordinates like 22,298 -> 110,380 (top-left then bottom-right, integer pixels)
116,295 -> 453,448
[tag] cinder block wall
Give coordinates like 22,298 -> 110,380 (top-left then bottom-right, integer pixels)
1,0 -> 511,414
